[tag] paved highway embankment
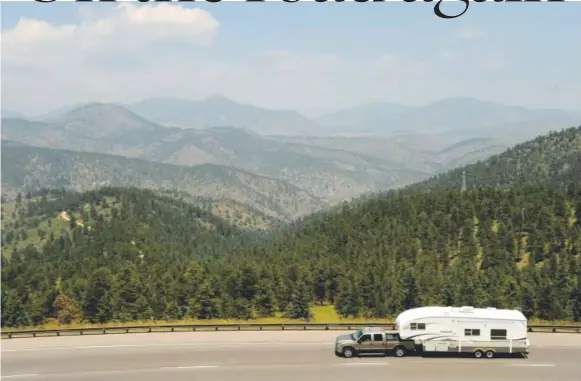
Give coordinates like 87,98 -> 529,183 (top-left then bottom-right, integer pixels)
2,331 -> 580,380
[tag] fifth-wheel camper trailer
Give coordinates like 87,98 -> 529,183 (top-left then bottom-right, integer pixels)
395,306 -> 529,358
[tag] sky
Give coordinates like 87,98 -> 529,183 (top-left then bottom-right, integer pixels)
1,1 -> 580,117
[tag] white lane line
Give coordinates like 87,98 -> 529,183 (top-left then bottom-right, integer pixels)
338,362 -> 389,366
2,374 -> 39,379
510,363 -> 556,367
159,365 -> 219,370
2,341 -> 326,353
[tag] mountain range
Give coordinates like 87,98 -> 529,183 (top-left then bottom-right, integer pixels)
2,97 -> 579,223
316,98 -> 581,142
2,102 -> 515,205
6,96 -> 580,140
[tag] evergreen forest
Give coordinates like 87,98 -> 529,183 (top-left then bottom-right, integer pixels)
2,126 -> 581,327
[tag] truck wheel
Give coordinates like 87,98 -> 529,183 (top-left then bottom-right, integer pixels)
394,346 -> 406,357
474,350 -> 484,359
485,350 -> 495,359
342,346 -> 355,358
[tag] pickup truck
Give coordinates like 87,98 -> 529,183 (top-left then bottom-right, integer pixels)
334,327 -> 416,358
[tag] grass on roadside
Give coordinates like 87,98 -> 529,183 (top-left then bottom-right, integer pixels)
1,305 -> 578,332
2,305 -> 395,331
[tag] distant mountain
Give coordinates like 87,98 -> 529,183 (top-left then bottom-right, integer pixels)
1,143 -> 327,223
270,135 -> 509,174
1,106 -> 437,204
316,102 -> 413,134
316,97 -> 581,139
0,139 -> 29,147
1,108 -> 26,119
37,96 -> 580,144
124,96 -> 322,136
50,103 -> 160,140
33,102 -> 86,121
1,106 -> 175,155
10,101 -> 568,206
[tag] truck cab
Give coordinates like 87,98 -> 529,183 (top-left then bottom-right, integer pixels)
334,327 -> 415,358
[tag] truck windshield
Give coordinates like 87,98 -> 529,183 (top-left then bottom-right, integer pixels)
352,329 -> 363,341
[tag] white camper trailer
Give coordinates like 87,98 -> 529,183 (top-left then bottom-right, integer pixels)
395,306 -> 529,358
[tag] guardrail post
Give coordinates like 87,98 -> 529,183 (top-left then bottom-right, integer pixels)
55,332 -> 58,337
171,327 -> 175,332
102,329 -> 106,334
215,326 -> 218,331
282,324 -> 285,331
326,325 -> 329,330
238,326 -> 241,331
260,326 -> 263,331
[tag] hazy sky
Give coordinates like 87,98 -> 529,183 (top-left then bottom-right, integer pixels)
1,2 -> 580,116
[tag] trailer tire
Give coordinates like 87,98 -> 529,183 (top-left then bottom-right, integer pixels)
394,346 -> 406,357
474,350 -> 484,359
485,350 -> 495,359
342,346 -> 356,358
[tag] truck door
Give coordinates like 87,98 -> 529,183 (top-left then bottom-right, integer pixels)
384,333 -> 397,350
357,334 -> 373,353
372,333 -> 386,353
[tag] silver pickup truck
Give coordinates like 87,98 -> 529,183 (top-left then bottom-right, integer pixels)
334,327 -> 416,358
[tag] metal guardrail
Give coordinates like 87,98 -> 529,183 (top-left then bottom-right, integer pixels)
1,323 -> 580,339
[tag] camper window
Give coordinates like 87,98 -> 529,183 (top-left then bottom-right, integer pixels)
490,329 -> 507,340
464,328 -> 480,336
410,323 -> 426,330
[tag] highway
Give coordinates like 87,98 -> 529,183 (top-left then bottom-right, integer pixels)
2,331 -> 580,380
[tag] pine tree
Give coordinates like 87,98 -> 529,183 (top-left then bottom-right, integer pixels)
254,279 -> 277,317
284,280 -> 312,320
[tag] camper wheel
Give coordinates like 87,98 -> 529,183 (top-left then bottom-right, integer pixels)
485,350 -> 495,359
473,350 -> 484,359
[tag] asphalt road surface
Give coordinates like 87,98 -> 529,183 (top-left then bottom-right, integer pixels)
2,331 -> 580,380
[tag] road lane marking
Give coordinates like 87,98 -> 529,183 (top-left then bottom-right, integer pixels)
159,365 -> 219,370
510,363 -> 556,367
2,375 -> 39,379
2,341 -> 328,353
339,362 -> 389,366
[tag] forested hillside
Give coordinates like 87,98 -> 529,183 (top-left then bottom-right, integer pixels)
413,125 -> 581,191
2,126 -> 581,328
1,188 -> 261,326
1,143 -> 326,223
2,186 -> 581,327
